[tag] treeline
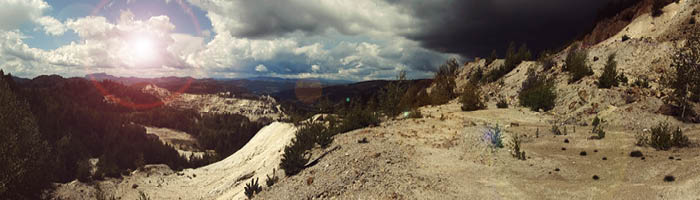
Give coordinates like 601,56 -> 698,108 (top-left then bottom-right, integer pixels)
130,108 -> 269,160
0,73 -> 208,199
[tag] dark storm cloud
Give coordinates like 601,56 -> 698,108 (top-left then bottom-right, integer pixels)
393,0 -> 612,57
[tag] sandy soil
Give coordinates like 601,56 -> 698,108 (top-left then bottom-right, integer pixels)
256,102 -> 700,200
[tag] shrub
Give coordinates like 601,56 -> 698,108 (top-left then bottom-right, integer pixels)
76,158 -> 92,182
460,82 -> 486,111
633,77 -> 651,88
244,178 -> 262,199
304,120 -> 333,149
650,123 -> 673,150
564,44 -> 593,83
265,169 -> 279,187
595,129 -> 606,139
379,71 -> 407,117
598,53 -> 622,88
537,52 -> 556,71
280,123 -> 315,176
485,50 -> 498,66
652,0 -> 667,17
485,42 -> 531,82
482,125 -> 504,150
469,67 -> 484,84
551,124 -> 563,135
338,102 -> 380,133
431,59 -> 459,105
519,68 -> 557,111
496,98 -> 508,108
138,191 -> 151,200
666,28 -> 700,122
635,132 -> 648,146
671,127 -> 690,147
510,134 -> 526,160
407,109 -> 423,118
644,122 -> 689,150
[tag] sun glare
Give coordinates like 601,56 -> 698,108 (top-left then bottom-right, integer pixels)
131,36 -> 157,60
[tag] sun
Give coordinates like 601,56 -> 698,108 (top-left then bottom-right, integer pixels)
131,36 -> 157,61
119,34 -> 161,67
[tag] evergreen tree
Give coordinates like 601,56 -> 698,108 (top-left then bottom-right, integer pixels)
0,77 -> 51,199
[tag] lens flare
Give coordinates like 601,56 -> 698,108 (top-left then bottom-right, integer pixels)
131,36 -> 157,63
84,0 -> 202,110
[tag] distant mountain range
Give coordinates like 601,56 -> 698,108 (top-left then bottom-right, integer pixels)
84,73 -> 354,95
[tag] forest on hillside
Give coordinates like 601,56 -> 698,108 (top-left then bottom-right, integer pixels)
0,71 -> 267,199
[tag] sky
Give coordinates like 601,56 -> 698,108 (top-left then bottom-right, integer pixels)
0,0 -> 611,81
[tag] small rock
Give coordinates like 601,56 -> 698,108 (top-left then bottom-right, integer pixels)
594,149 -> 598,153
580,151 -> 587,156
669,156 -> 674,160
602,157 -> 607,160
564,139 -> 569,143
555,168 -> 560,172
306,177 -> 314,185
132,184 -> 139,189
562,147 -> 567,151
593,175 -> 599,180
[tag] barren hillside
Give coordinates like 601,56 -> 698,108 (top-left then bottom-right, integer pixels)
48,1 -> 700,199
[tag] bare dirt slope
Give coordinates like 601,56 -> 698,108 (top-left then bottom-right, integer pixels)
51,122 -> 297,200
256,102 -> 700,200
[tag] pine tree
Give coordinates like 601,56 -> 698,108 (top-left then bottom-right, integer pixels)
0,78 -> 51,199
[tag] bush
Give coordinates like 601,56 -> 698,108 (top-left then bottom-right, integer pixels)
591,116 -> 607,139
652,0 -> 667,17
485,50 -> 498,66
300,120 -> 333,149
244,178 -> 262,199
510,134 -> 526,160
645,122 -> 689,150
564,44 -> 593,83
496,98 -> 508,108
485,42 -> 531,82
519,68 -> 557,111
671,126 -> 690,147
460,82 -> 486,111
431,58 -> 459,105
633,77 -> 651,88
598,53 -> 622,88
138,191 -> 151,200
76,158 -> 92,182
482,125 -> 504,150
666,28 -> 700,122
551,124 -> 563,135
469,67 -> 484,84
379,71 -> 407,117
280,122 -> 315,176
265,169 -> 279,187
537,52 -> 556,71
338,102 -> 380,133
407,109 -> 423,118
